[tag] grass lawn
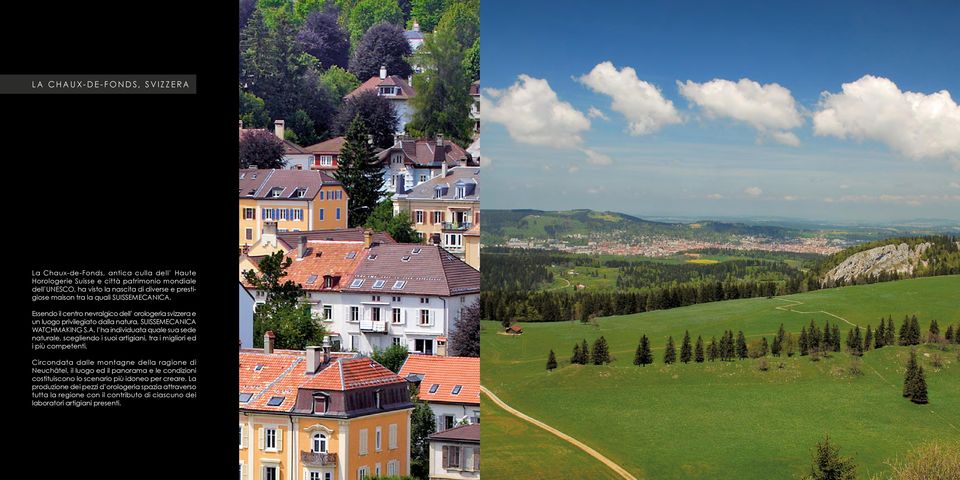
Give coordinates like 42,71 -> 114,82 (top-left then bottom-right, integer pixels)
481,276 -> 960,479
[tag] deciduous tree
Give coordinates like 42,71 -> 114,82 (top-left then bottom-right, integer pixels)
448,300 -> 479,356
407,25 -> 473,145
239,129 -> 286,168
334,90 -> 400,148
348,0 -> 404,46
297,10 -> 350,70
365,199 -> 418,243
349,22 -> 412,80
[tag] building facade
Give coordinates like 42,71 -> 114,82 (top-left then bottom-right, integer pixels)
398,355 -> 480,432
427,424 -> 480,480
392,166 -> 480,269
239,168 -> 348,248
305,136 -> 345,172
240,335 -> 413,480
345,67 -> 416,134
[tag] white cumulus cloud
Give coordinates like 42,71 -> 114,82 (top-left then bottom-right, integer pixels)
581,148 -> 612,165
587,107 -> 609,121
744,186 -> 763,197
812,75 -> 960,160
577,62 -> 681,135
678,78 -> 804,146
483,74 -> 591,149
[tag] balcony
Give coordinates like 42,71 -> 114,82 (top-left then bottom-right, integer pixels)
359,320 -> 388,333
301,451 -> 338,467
441,222 -> 473,232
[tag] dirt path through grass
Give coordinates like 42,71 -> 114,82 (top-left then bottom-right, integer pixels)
774,298 -> 861,328
481,385 -> 640,480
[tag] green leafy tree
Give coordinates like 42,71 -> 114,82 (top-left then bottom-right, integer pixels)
348,0 -> 404,45
365,199 -> 418,242
410,399 -> 436,478
334,115 -> 384,226
407,25 -> 473,145
946,324 -> 955,343
664,336 -> 676,364
286,108 -> 321,145
592,336 -> 610,365
804,435 -> 857,480
244,251 -> 325,349
546,349 -> 557,371
409,0 -> 446,32
694,335 -> 705,363
680,330 -> 693,363
462,36 -> 479,81
435,0 -> 478,50
293,0 -> 330,23
634,335 -> 653,366
784,332 -> 798,357
243,250 -> 302,304
320,65 -> 361,101
240,89 -> 271,128
735,331 -> 748,359
371,343 -> 409,373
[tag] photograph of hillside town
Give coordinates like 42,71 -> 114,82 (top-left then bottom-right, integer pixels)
236,1 -> 480,480
480,1 -> 959,479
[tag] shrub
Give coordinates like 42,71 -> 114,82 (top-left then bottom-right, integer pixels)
757,357 -> 770,371
881,441 -> 960,480
848,358 -> 864,376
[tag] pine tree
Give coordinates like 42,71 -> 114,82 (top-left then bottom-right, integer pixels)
695,335 -> 705,363
898,315 -> 910,346
875,320 -> 886,348
592,336 -> 610,365
885,316 -> 895,346
581,339 -> 590,365
635,335 -> 653,367
847,326 -> 863,356
929,319 -> 940,341
910,366 -> 929,404
334,115 -> 384,227
759,337 -> 769,357
799,327 -> 810,356
910,315 -> 921,345
546,350 -> 557,371
809,320 -> 821,351
832,324 -> 842,352
664,336 -> 677,364
736,331 -> 748,360
863,325 -> 873,352
806,435 -> 857,480
571,343 -> 582,365
903,349 -> 919,398
772,323 -> 785,356
822,320 -> 832,352
707,336 -> 718,362
946,324 -> 955,343
680,331 -> 693,363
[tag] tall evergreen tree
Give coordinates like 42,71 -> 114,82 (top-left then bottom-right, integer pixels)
772,323 -> 785,356
885,316 -> 895,346
695,335 -> 705,363
759,337 -> 769,357
334,115 -> 384,227
571,343 -> 582,365
806,435 -> 857,480
592,336 -> 610,365
664,336 -> 677,364
903,349 -> 919,398
822,320 -> 833,352
707,336 -> 719,362
581,339 -> 590,365
832,324 -> 842,352
864,325 -> 873,352
929,319 -> 940,341
736,331 -> 748,360
910,366 -> 929,404
875,320 -> 886,348
546,349 -> 557,371
808,320 -> 821,351
847,326 -> 863,356
799,327 -> 809,356
909,315 -> 921,345
898,315 -> 910,346
680,331 -> 693,363
945,324 -> 955,343
635,335 -> 653,367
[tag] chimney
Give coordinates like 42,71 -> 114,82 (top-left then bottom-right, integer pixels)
379,65 -> 387,79
436,133 -> 444,147
263,331 -> 275,354
363,229 -> 373,248
441,161 -> 447,178
261,220 -> 278,247
413,20 -> 420,32
305,336 -> 333,374
395,175 -> 405,196
298,235 -> 307,259
274,119 -> 285,140
436,339 -> 447,356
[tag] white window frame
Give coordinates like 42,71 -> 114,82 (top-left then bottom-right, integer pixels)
419,309 -> 430,326
389,424 -> 398,450
375,427 -> 382,452
350,306 -> 359,322
359,429 -> 369,455
312,433 -> 327,453
264,427 -> 279,452
392,308 -> 402,324
319,155 -> 333,167
415,210 -> 424,224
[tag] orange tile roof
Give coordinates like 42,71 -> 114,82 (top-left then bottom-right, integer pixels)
239,349 -> 403,412
398,354 -> 479,405
282,241 -> 367,291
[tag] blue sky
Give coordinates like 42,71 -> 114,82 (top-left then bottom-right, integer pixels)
480,0 -> 960,223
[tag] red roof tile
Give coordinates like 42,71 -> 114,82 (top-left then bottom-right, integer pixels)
345,75 -> 416,100
429,423 -> 480,443
398,354 -> 479,405
305,136 -> 346,154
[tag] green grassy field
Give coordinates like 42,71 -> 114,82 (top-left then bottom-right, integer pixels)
481,276 -> 960,479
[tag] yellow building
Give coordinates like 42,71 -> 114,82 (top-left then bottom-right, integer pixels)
240,168 -> 349,249
240,334 -> 413,480
393,166 -> 480,270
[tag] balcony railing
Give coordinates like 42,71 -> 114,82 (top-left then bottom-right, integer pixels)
359,320 -> 388,333
442,244 -> 465,253
441,222 -> 473,231
301,451 -> 338,467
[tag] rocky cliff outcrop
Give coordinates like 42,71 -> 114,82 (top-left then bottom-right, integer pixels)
823,242 -> 931,285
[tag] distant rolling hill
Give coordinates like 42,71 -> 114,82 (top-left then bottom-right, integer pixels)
482,209 -> 797,244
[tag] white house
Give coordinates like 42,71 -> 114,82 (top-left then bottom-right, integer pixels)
244,234 -> 480,356
238,282 -> 255,348
344,67 -> 416,134
428,424 -> 480,480
398,354 -> 480,432
379,135 -> 477,196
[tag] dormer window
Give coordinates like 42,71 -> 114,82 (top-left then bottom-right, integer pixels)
392,153 -> 403,164
269,187 -> 284,198
291,188 -> 307,198
312,393 -> 329,414
323,275 -> 334,288
455,185 -> 466,199
379,86 -> 396,96
434,186 -> 445,199
374,390 -> 383,409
